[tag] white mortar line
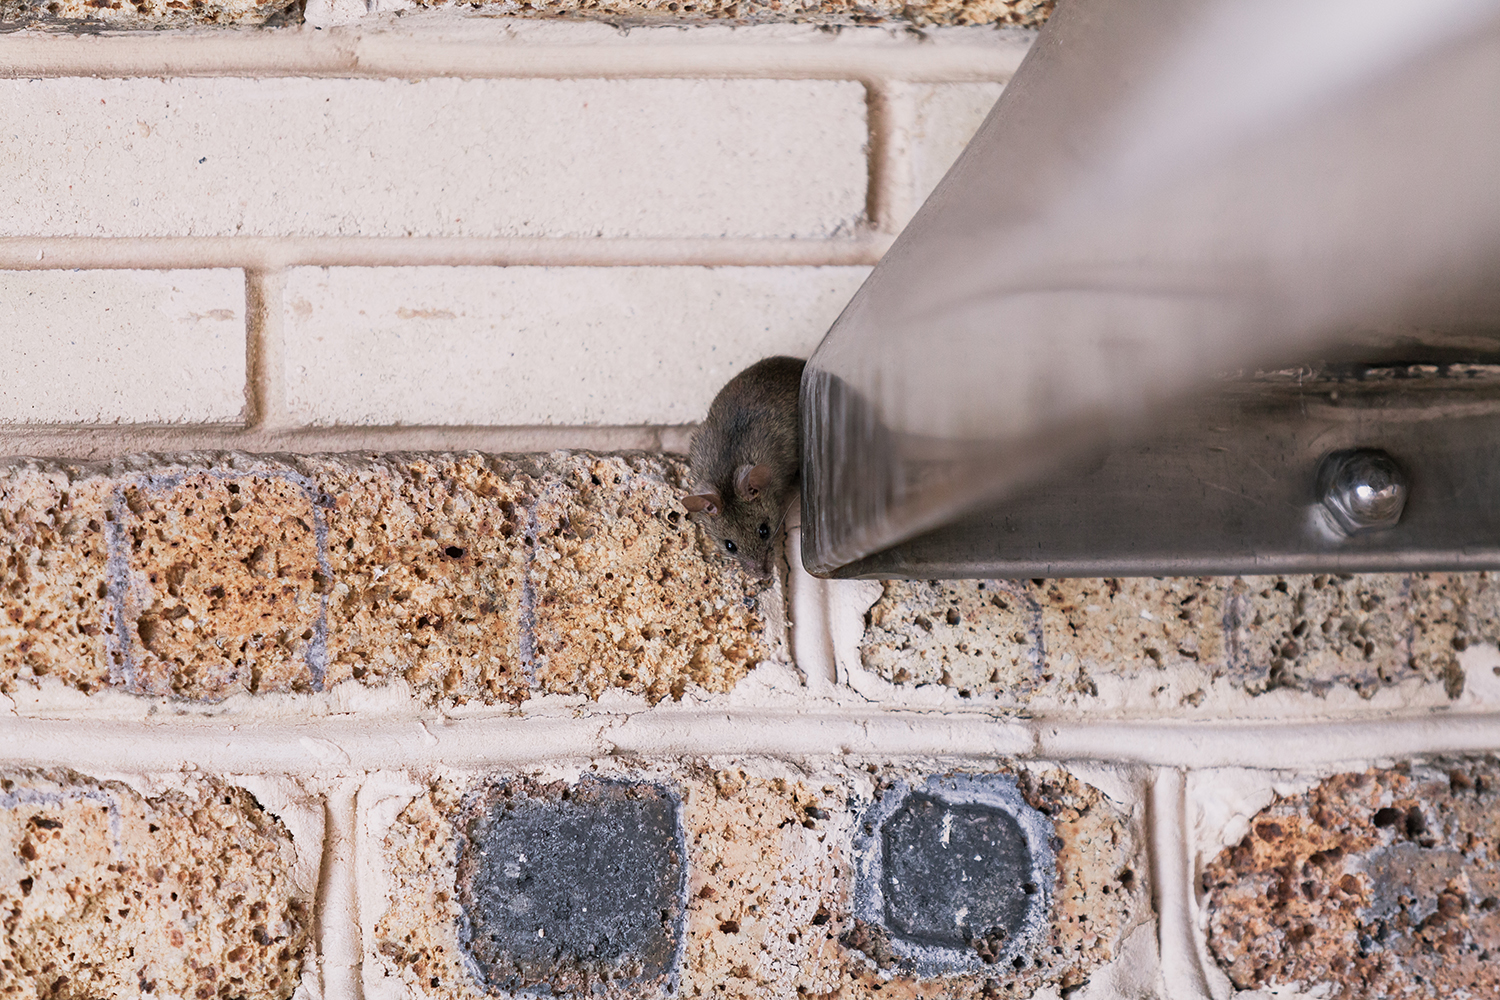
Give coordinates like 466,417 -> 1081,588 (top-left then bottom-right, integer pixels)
245,270 -> 287,432
787,524 -> 839,693
862,79 -> 897,234
0,711 -> 1496,773
864,79 -> 916,235
0,31 -> 1029,83
1036,714 -> 1500,768
0,423 -> 684,459
317,779 -> 365,1000
0,235 -> 893,271
1150,769 -> 1215,1000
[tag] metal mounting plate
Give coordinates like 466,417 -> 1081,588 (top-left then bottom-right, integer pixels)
815,365 -> 1500,579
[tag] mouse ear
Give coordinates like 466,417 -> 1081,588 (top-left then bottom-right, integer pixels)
735,464 -> 773,499
682,490 -> 723,516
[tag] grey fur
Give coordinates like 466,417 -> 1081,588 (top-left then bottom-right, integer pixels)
685,356 -> 804,575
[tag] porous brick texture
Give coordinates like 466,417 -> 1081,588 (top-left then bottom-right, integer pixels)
0,769 -> 309,999
862,574 -> 1499,706
0,0 -> 1049,28
368,759 -> 1144,999
391,0 -> 1053,27
1202,758 -> 1500,998
0,0 -> 293,27
0,453 -> 775,705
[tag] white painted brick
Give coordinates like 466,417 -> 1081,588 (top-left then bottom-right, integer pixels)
902,82 -> 1004,227
0,269 -> 245,424
282,266 -> 871,426
0,78 -> 868,240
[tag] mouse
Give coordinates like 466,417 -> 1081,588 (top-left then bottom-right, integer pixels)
681,356 -> 805,576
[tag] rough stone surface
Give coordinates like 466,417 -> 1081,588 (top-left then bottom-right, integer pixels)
1203,758 -> 1500,998
1,78 -> 865,240
112,470 -> 328,699
393,0 -> 1052,26
370,760 -> 1143,999
283,266 -> 869,427
455,777 -> 686,992
0,769 -> 309,999
863,574 -> 1500,704
311,453 -> 530,703
0,0 -> 291,26
526,454 -> 771,703
0,467 -> 113,694
0,453 -> 775,704
0,270 -> 246,425
0,0 -> 1047,27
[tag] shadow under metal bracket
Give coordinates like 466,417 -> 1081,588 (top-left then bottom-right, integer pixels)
818,364 -> 1500,579
799,0 -> 1500,579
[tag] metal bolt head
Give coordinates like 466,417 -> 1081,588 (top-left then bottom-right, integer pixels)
1319,449 -> 1408,535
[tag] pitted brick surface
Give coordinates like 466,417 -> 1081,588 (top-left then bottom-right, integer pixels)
0,468 -> 112,694
0,769 -> 309,999
0,453 -> 775,704
395,0 -> 1052,26
864,574 -> 1500,704
0,0 -> 289,25
114,471 -> 328,700
529,454 -> 770,703
371,761 -> 1143,1000
0,0 -> 1047,27
314,454 -> 530,704
1203,759 -> 1500,998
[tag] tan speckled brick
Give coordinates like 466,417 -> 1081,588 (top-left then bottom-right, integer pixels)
863,574 -> 1500,704
0,467 -> 112,694
114,469 -> 328,700
392,0 -> 1052,27
528,454 -> 773,703
0,453 -> 776,705
0,0 -> 291,25
1203,758 -> 1500,998
0,0 -> 1047,27
368,759 -> 1145,1000
313,454 -> 531,704
0,769 -> 310,999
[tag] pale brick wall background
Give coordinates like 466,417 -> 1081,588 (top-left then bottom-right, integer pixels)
2,10 -> 1498,1000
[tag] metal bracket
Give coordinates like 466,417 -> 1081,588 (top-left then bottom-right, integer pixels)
816,365 -> 1500,579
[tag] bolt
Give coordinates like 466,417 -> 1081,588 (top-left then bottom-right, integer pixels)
1319,450 -> 1407,535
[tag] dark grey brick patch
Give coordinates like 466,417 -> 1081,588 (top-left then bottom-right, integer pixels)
849,773 -> 1056,975
455,776 -> 688,994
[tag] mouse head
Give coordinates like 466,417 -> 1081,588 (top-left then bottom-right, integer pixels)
682,463 -> 789,576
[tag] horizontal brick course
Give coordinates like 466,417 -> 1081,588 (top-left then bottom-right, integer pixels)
0,270 -> 245,425
0,0 -> 1049,28
0,78 -> 866,240
862,574 -> 1499,707
282,266 -> 871,427
0,453 -> 775,705
369,758 -> 1145,999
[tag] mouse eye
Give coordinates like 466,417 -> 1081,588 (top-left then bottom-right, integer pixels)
758,523 -> 770,540
724,540 -> 737,554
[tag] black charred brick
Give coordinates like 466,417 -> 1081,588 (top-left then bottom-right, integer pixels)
455,777 -> 687,992
882,793 -> 1036,949
851,773 -> 1056,974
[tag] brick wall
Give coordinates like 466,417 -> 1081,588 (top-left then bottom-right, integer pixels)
3,13 -> 1499,1000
